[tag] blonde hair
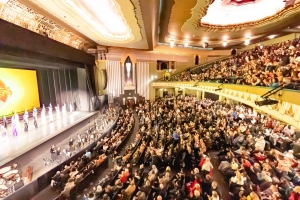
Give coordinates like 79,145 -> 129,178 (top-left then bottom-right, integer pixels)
235,170 -> 242,182
249,192 -> 260,200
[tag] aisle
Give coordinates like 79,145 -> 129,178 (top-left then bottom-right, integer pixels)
208,151 -> 230,200
74,112 -> 140,199
30,112 -> 140,200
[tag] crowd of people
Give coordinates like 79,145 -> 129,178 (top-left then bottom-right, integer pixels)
48,114 -> 115,164
170,37 -> 300,90
53,108 -> 134,200
83,95 -> 300,200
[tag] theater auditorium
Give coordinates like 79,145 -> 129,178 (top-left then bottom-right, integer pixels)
0,0 -> 300,200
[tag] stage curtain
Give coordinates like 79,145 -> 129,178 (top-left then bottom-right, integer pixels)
106,61 -> 122,97
136,62 -> 150,100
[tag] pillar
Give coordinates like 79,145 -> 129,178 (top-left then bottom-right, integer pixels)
182,88 -> 186,97
175,88 -> 179,96
159,89 -> 163,98
219,95 -> 225,101
196,91 -> 201,99
202,91 -> 205,99
149,85 -> 155,102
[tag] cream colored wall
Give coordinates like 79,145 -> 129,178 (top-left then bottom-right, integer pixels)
241,33 -> 297,51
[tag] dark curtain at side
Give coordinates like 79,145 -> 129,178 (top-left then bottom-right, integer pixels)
85,65 -> 99,111
36,68 -> 79,109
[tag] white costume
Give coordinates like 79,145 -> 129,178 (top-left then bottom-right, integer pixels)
41,105 -> 46,125
55,105 -> 61,119
69,103 -> 73,113
0,125 -> 8,141
62,103 -> 67,116
49,104 -> 53,122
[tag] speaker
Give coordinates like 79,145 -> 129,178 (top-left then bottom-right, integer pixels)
195,55 -> 199,65
231,49 -> 237,56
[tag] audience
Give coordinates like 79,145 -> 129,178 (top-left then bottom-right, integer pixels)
169,37 -> 300,90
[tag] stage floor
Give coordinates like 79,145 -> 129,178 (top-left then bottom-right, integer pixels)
0,111 -> 97,166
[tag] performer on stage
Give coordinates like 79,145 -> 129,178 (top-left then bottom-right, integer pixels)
2,115 -> 7,129
0,124 -> 8,142
62,103 -> 67,116
11,113 -> 19,136
41,104 -> 46,125
69,103 -> 73,113
49,103 -> 53,122
23,109 -> 29,132
33,107 -> 38,119
33,107 -> 38,128
55,104 -> 61,119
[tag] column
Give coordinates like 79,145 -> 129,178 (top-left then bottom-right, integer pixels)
149,85 -> 155,102
202,91 -> 205,99
219,95 -> 225,101
159,89 -> 163,98
182,88 -> 186,97
196,91 -> 201,99
175,88 -> 179,96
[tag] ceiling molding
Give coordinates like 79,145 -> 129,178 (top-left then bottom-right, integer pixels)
199,2 -> 300,31
21,0 -> 148,49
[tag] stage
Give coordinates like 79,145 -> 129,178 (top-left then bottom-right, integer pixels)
0,111 -> 98,167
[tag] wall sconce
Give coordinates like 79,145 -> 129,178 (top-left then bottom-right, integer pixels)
184,41 -> 189,48
245,38 -> 250,46
259,44 -> 263,49
222,41 -> 227,47
126,63 -> 131,78
202,42 -> 208,48
170,40 -> 175,48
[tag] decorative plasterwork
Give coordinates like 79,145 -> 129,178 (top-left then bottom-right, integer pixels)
23,0 -> 147,49
60,0 -> 132,41
151,82 -> 300,129
199,1 -> 300,31
0,0 -> 85,49
165,0 -> 300,48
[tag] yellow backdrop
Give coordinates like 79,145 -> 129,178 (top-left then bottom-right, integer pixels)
0,68 -> 40,116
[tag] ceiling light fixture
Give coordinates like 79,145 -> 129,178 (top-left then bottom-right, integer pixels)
170,40 -> 175,48
222,41 -> 227,47
184,41 -> 189,47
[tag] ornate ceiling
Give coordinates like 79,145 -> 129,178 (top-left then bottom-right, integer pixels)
161,0 -> 300,49
1,0 -> 300,51
0,0 -> 153,49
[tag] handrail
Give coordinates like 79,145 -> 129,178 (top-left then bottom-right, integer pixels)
156,55 -> 231,81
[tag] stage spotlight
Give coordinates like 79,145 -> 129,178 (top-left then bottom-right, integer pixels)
254,99 -> 278,106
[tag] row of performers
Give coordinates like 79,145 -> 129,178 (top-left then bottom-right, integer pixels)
0,103 -> 73,140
